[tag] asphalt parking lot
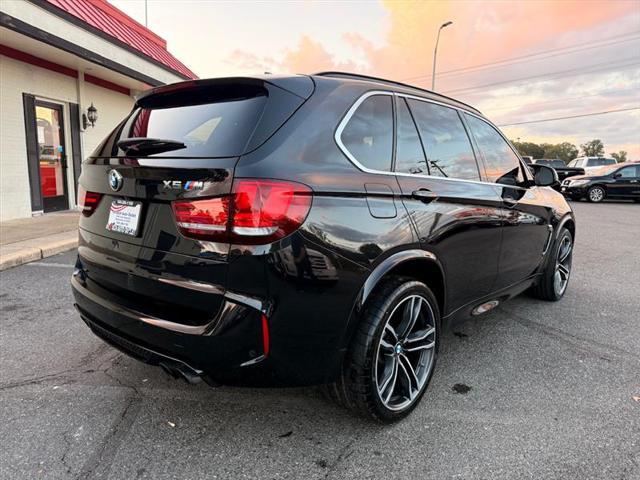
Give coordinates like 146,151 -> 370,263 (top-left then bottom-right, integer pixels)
1,200 -> 638,480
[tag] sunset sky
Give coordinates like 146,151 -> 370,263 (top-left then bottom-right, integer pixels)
112,0 -> 640,158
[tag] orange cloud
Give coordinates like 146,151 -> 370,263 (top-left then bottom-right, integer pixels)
276,0 -> 637,83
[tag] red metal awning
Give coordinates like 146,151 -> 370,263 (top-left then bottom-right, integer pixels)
44,0 -> 197,80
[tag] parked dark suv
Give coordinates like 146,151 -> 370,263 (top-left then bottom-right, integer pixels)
72,73 -> 575,422
561,161 -> 640,202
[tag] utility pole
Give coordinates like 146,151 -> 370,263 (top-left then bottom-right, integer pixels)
432,21 -> 453,91
145,0 -> 148,27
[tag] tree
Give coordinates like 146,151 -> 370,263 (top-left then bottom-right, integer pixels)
542,142 -> 579,164
611,151 -> 627,163
511,140 -> 544,159
580,139 -> 605,157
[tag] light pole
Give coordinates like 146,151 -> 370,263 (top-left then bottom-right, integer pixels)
432,21 -> 453,91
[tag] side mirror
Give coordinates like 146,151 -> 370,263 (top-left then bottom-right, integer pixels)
613,172 -> 622,179
531,164 -> 559,187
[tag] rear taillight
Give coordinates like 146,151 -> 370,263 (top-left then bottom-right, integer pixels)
172,197 -> 230,241
171,179 -> 312,244
78,186 -> 102,217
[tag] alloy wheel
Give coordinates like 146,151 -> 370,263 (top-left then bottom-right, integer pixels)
589,187 -> 604,202
374,295 -> 436,411
554,234 -> 572,296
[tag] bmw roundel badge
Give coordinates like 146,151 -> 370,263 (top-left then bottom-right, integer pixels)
108,169 -> 123,192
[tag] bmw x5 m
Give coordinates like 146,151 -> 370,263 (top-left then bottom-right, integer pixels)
72,73 -> 575,422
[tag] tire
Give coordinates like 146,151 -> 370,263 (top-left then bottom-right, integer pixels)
327,276 -> 440,423
587,185 -> 605,203
531,228 -> 573,301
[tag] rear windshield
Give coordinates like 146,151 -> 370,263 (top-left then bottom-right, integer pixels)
95,94 -> 266,158
91,80 -> 306,159
586,158 -> 615,166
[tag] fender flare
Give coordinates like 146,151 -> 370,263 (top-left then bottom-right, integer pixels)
541,213 -> 575,270
336,249 -> 445,353
555,213 -> 576,240
356,249 -> 444,311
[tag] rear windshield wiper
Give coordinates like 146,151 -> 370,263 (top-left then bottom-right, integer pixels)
117,137 -> 186,156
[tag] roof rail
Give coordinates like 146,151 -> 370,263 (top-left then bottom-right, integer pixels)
313,71 -> 481,114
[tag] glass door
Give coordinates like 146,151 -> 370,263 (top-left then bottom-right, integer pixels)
35,102 -> 69,212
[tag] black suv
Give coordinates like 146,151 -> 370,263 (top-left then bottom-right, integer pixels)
72,73 -> 575,422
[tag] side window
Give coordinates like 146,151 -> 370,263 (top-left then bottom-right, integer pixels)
408,99 -> 480,181
618,166 -> 637,178
340,95 -> 393,171
395,98 -> 427,174
465,114 -> 525,185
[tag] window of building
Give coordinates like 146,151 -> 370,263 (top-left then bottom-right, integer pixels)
407,99 -> 480,181
340,95 -> 393,172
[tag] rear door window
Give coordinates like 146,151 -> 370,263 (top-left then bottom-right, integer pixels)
395,97 -> 427,174
407,99 -> 480,181
465,114 -> 525,186
340,94 -> 393,172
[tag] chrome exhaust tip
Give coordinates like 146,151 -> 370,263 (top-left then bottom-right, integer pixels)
159,361 -> 202,384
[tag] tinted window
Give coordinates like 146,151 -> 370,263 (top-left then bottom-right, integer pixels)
408,100 -> 480,180
97,95 -> 268,157
618,165 -> 638,177
395,98 -> 427,174
465,114 -> 524,185
341,95 -> 393,171
587,158 -> 616,167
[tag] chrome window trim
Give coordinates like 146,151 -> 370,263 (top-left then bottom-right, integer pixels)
334,90 -> 531,188
334,90 -> 395,175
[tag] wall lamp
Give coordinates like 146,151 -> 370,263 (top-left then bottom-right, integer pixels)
82,103 -> 98,129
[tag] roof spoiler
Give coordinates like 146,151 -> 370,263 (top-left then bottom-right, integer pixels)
135,75 -> 315,106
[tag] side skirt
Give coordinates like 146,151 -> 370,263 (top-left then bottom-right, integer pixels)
442,275 -> 539,330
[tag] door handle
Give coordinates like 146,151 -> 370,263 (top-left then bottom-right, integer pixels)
630,180 -> 638,183
411,189 -> 438,203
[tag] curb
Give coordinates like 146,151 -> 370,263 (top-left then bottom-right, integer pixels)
0,231 -> 77,271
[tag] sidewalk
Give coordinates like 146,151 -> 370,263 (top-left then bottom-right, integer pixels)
0,211 -> 79,271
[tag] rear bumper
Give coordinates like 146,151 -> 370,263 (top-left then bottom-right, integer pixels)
78,309 -> 204,382
72,273 -> 275,386
72,259 -> 350,387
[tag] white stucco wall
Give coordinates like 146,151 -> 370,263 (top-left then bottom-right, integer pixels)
0,55 -> 135,221
0,0 -> 189,221
82,81 -> 135,157
2,0 -> 185,86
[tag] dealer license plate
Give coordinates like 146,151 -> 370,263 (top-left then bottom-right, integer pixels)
106,200 -> 142,236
